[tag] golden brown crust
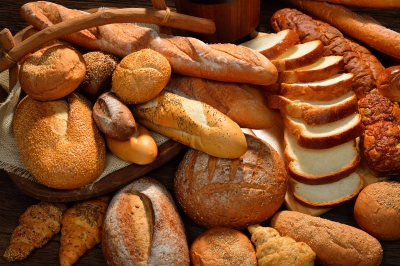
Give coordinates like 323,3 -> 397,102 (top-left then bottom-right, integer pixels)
377,66 -> 400,102
13,93 -> 106,189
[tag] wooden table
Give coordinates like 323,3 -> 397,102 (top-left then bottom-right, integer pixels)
1,0 -> 400,265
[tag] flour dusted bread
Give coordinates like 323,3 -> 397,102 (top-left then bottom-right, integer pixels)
174,134 -> 287,229
13,93 -> 106,189
19,44 -> 86,101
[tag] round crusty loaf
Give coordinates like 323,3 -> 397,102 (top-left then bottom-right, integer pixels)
19,44 -> 86,101
13,93 -> 106,189
377,65 -> 400,102
190,227 -> 257,266
112,48 -> 171,104
271,211 -> 383,266
354,181 -> 400,241
174,134 -> 288,230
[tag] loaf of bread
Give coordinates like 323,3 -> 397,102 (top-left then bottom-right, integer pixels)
354,181 -> 400,241
271,211 -> 383,266
164,74 -> 275,129
190,227 -> 257,266
13,93 -> 106,189
377,65 -> 400,102
102,177 -> 190,265
21,1 -> 278,86
19,44 -> 86,101
130,91 -> 247,159
174,134 -> 287,229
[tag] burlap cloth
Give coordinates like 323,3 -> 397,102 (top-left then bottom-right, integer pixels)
0,69 -> 169,185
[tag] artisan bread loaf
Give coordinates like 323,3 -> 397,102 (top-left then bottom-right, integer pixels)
377,65 -> 400,102
130,91 -> 247,159
284,129 -> 360,184
354,181 -> 400,241
164,74 -> 274,129
112,49 -> 171,104
102,177 -> 190,266
190,227 -> 257,266
19,44 -> 86,101
268,91 -> 358,125
290,172 -> 363,207
13,93 -> 106,189
270,210 -> 383,266
174,134 -> 287,229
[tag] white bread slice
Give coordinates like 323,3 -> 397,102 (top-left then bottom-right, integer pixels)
280,73 -> 354,101
284,129 -> 360,185
277,56 -> 345,83
270,40 -> 324,72
268,91 -> 358,125
290,172 -> 363,208
283,112 -> 364,149
241,29 -> 299,60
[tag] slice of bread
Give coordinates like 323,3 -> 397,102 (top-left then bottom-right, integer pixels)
279,72 -> 354,101
284,129 -> 360,184
241,29 -> 299,60
270,40 -> 324,72
290,172 -> 363,208
283,112 -> 364,149
268,91 -> 358,125
277,56 -> 345,83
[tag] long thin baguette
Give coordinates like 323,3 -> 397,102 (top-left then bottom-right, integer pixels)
300,0 -> 400,8
286,0 -> 400,61
20,1 -> 278,86
130,91 -> 248,159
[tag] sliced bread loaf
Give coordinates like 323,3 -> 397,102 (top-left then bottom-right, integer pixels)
289,172 -> 363,208
283,112 -> 364,149
279,73 -> 354,101
284,129 -> 360,184
270,40 -> 324,72
241,29 -> 299,60
277,56 -> 344,83
268,91 -> 358,125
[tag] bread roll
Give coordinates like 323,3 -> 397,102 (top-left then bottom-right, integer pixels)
13,93 -> 106,189
190,227 -> 257,266
174,134 -> 287,229
377,65 -> 400,102
354,181 -> 400,241
271,211 -> 383,266
112,49 -> 171,104
102,177 -> 190,266
19,44 -> 86,101
131,91 -> 247,159
105,124 -> 158,165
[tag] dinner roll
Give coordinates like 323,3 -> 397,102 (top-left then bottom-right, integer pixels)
190,227 -> 257,266
112,49 -> 171,104
13,93 -> 106,189
174,134 -> 287,229
354,181 -> 400,240
19,44 -> 86,101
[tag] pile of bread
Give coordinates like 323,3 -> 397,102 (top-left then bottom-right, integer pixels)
4,0 -> 400,265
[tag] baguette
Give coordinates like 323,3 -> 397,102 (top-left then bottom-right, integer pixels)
20,1 -> 278,86
130,91 -> 247,159
270,210 -> 383,266
285,0 -> 400,61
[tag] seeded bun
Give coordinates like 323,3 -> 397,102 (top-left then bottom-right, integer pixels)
112,49 -> 171,104
353,181 -> 400,240
19,44 -> 86,101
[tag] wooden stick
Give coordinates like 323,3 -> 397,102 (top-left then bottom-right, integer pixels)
151,0 -> 173,35
0,7 -> 216,73
0,28 -> 19,91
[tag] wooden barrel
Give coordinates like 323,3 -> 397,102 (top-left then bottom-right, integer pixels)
174,0 -> 260,44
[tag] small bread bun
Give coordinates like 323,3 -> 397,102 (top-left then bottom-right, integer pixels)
13,93 -> 106,189
377,65 -> 400,102
190,227 -> 257,266
354,181 -> 400,241
174,134 -> 287,229
112,49 -> 171,104
78,51 -> 120,99
19,44 -> 86,101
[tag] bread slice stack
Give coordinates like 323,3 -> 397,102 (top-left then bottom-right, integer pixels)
244,30 -> 364,208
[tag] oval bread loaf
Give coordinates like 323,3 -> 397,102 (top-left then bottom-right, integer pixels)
271,211 -> 383,266
130,91 -> 247,159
